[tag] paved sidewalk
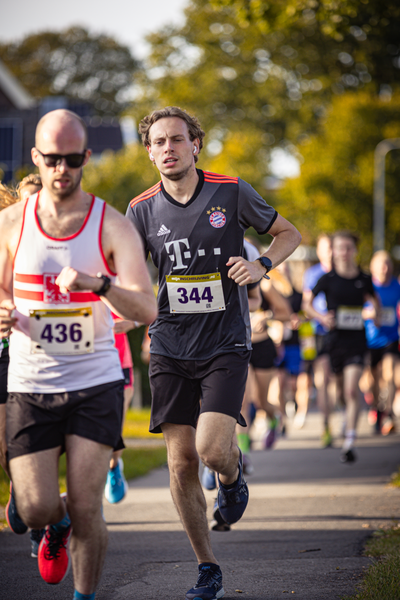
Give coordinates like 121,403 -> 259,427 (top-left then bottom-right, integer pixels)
0,409 -> 399,600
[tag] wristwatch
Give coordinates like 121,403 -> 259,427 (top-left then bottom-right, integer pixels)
94,273 -> 111,296
256,256 -> 273,280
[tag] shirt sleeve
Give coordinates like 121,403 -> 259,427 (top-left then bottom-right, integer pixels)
312,273 -> 328,298
125,202 -> 149,258
237,178 -> 277,234
364,274 -> 375,297
303,267 -> 314,292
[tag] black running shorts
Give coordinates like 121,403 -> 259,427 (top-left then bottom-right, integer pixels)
250,337 -> 277,370
0,346 -> 9,405
326,332 -> 366,374
148,352 -> 250,434
7,379 -> 125,460
316,334 -> 330,357
368,341 -> 400,368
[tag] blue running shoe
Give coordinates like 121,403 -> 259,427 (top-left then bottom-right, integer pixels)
186,563 -> 225,600
105,458 -> 128,504
201,466 -> 216,491
217,449 -> 248,525
6,482 -> 28,534
210,500 -> 230,532
30,528 -> 45,558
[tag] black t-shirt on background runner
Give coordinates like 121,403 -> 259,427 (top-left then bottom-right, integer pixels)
126,169 -> 277,360
312,269 -> 374,345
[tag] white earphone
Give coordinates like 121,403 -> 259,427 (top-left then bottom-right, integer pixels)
193,146 -> 197,154
150,153 -> 154,160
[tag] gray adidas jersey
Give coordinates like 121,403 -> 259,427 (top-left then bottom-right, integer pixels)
126,170 -> 277,360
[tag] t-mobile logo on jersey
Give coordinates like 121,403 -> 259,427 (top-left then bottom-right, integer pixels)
165,238 -> 191,270
165,238 -> 222,269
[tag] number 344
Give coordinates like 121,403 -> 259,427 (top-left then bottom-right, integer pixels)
177,286 -> 214,304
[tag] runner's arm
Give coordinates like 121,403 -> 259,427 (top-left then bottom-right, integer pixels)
302,289 -> 335,330
56,209 -> 157,325
0,207 -> 19,336
261,279 -> 292,322
363,292 -> 381,328
247,284 -> 262,312
227,214 -> 301,285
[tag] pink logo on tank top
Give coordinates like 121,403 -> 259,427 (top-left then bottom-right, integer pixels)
43,273 -> 70,304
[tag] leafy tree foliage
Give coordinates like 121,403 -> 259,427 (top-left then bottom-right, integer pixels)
211,0 -> 400,92
134,0 -> 400,144
277,91 -> 400,261
0,27 -> 138,115
82,144 -> 159,213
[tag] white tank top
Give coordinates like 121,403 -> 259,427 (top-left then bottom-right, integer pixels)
8,193 -> 123,393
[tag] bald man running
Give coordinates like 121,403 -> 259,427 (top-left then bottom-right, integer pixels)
0,109 -> 157,600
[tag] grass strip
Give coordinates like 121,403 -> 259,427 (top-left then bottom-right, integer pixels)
122,408 -> 163,439
342,522 -> 400,600
389,466 -> 400,489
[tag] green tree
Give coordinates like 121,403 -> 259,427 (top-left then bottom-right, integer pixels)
276,91 -> 400,261
130,0 -> 400,192
82,144 -> 159,212
0,27 -> 138,116
211,0 -> 400,91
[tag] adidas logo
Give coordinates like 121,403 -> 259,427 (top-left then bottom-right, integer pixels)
157,224 -> 171,236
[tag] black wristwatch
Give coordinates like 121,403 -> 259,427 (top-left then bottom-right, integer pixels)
94,273 -> 111,296
256,256 -> 273,280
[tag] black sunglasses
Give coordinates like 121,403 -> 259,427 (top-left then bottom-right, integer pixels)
36,148 -> 87,169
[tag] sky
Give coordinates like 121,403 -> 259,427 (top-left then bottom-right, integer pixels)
2,0 -> 188,59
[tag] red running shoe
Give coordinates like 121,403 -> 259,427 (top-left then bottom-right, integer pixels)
38,524 -> 71,584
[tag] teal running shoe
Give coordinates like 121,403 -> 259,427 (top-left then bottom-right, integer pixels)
105,458 -> 128,504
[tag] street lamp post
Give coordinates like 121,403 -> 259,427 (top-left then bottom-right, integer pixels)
373,138 -> 400,252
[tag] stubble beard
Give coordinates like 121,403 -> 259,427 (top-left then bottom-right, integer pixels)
161,164 -> 192,182
50,169 -> 82,199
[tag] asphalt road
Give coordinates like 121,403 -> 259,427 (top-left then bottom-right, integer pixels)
1,409 -> 399,600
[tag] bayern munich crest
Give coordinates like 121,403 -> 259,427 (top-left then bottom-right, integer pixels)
209,210 -> 226,229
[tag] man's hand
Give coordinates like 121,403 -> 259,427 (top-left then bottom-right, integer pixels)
227,257 -> 266,286
113,319 -> 137,334
56,267 -> 102,294
0,299 -> 17,338
319,310 -> 336,331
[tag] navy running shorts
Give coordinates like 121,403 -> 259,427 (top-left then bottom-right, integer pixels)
7,379 -> 125,460
276,344 -> 302,376
122,367 -> 134,389
148,351 -> 250,434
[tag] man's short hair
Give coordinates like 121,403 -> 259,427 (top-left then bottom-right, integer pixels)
138,106 -> 205,163
316,233 -> 332,244
332,230 -> 359,247
370,250 -> 392,267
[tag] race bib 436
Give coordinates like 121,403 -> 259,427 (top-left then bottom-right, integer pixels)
29,307 -> 94,355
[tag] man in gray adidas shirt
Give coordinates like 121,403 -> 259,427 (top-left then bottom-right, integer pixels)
126,106 -> 301,600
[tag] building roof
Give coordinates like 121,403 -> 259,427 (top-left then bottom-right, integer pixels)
0,59 -> 36,109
